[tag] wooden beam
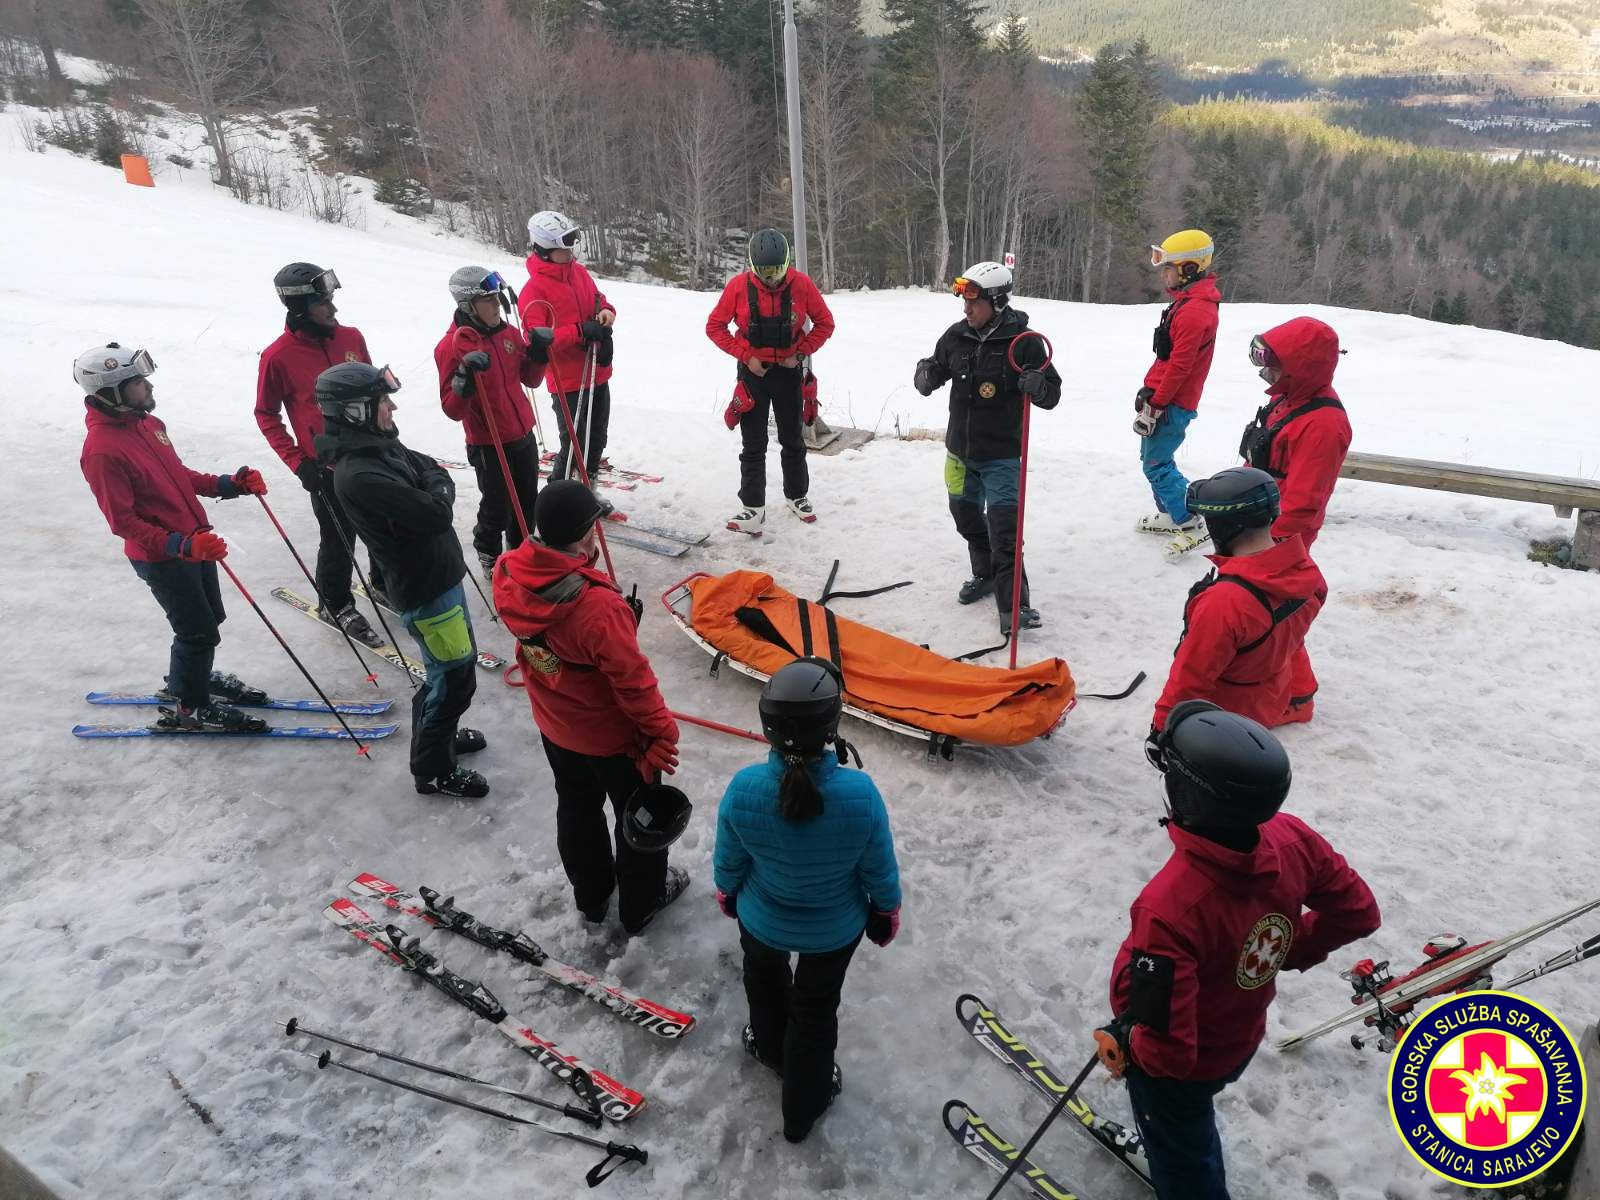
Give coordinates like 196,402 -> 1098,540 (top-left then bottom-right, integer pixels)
1340,451 -> 1600,513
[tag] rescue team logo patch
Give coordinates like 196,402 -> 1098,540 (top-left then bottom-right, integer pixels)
978,381 -> 998,399
503,339 -> 516,355
103,357 -> 120,370
1388,991 -> 1585,1188
1236,913 -> 1292,990
344,351 -> 360,362
519,642 -> 560,677
153,429 -> 171,446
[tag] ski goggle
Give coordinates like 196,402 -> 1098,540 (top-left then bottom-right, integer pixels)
124,348 -> 157,377
1248,335 -> 1279,369
951,276 -> 984,300
276,268 -> 341,299
375,365 -> 401,393
549,228 -> 580,248
752,259 -> 789,286
1150,242 -> 1212,267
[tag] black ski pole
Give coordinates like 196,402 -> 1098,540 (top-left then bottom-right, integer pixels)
982,1045 -> 1102,1200
256,495 -> 379,688
1503,932 -> 1600,988
303,1049 -> 648,1187
215,560 -> 372,757
322,503 -> 416,690
463,561 -> 502,625
283,1017 -> 599,1127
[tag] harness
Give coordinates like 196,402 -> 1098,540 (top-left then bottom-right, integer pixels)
1239,396 -> 1345,477
513,570 -> 599,672
745,278 -> 794,350
1174,571 -> 1308,672
1151,296 -> 1189,361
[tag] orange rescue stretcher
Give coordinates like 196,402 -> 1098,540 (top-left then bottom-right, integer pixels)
662,570 -> 1076,759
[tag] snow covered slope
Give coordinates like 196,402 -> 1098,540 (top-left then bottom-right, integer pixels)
2,135 -> 1597,1200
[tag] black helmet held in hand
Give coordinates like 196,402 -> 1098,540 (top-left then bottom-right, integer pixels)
621,781 -> 693,853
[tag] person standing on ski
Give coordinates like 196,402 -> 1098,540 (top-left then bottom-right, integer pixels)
706,228 -> 836,536
314,363 -> 490,800
77,343 -> 270,733
518,211 -> 616,482
1136,230 -> 1221,558
255,262 -> 385,642
1097,703 -> 1380,1199
1152,467 -> 1327,731
434,265 -> 551,581
494,480 -> 689,936
1238,315 -> 1351,715
913,261 -> 1062,635
713,657 -> 901,1145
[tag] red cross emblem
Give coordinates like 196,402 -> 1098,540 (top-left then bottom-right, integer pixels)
1235,913 -> 1292,990
1427,1031 -> 1546,1150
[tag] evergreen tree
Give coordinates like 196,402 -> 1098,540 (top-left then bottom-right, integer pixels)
1080,42 -> 1161,257
996,5 -> 1033,80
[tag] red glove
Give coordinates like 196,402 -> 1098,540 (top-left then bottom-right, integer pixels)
716,889 -> 737,919
232,466 -> 267,496
723,380 -> 755,430
866,907 -> 900,947
638,737 -> 679,777
802,370 -> 819,426
179,530 -> 228,562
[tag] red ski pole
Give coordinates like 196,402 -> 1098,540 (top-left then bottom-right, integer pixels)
1005,331 -> 1053,670
452,326 -> 530,543
669,709 -> 767,744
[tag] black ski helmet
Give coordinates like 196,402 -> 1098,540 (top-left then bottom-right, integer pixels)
748,228 -> 790,287
621,781 -> 693,853
759,656 -> 843,757
1150,700 -> 1291,830
274,262 -> 340,313
315,362 -> 400,432
1185,467 -> 1280,553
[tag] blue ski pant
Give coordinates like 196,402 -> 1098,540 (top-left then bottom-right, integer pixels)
400,583 -> 477,780
1124,1051 -> 1252,1200
1140,406 -> 1198,521
945,453 -> 1028,612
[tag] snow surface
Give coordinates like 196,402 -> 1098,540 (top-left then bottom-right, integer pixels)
2,131 -> 1598,1200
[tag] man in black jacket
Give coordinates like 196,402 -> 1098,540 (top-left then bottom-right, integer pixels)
913,261 -> 1062,635
314,363 -> 489,799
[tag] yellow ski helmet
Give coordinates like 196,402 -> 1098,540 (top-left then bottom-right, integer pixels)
1150,229 -> 1214,283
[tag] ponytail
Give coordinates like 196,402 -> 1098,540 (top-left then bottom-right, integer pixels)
777,754 -> 824,823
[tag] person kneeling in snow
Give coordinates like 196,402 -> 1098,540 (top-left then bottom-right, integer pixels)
76,342 -> 270,733
913,261 -> 1061,636
1151,467 -> 1327,733
314,363 -> 489,799
494,480 -> 688,936
713,658 -> 901,1144
1098,704 -> 1379,1200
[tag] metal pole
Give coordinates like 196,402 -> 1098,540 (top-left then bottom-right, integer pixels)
783,0 -> 808,274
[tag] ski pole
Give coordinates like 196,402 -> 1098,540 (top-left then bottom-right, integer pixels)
322,504 -> 417,691
527,298 -> 617,583
500,283 -> 549,456
463,564 -> 501,625
255,495 -> 379,688
302,1049 -> 647,1187
1005,331 -> 1053,670
574,341 -> 599,483
455,327 -> 531,544
214,558 -> 372,757
1502,932 -> 1600,989
669,709 -> 767,744
283,1017 -> 601,1127
982,1044 -> 1100,1200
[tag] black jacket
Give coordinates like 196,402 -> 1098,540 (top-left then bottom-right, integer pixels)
921,307 -> 1061,460
316,425 -> 466,612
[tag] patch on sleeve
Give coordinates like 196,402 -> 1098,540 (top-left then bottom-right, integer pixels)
1126,949 -> 1174,1032
1236,913 -> 1294,991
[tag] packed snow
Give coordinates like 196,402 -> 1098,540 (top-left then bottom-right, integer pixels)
2,132 -> 1598,1200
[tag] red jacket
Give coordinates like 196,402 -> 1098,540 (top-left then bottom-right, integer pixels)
1249,317 -> 1352,549
1142,274 -> 1220,412
1153,536 -> 1327,731
493,540 -> 678,759
255,323 -> 371,471
517,256 -> 613,395
433,316 -> 543,447
1111,815 -> 1380,1080
706,269 -> 835,365
80,405 -> 232,562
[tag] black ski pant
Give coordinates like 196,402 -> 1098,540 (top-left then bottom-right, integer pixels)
540,735 -> 667,929
945,453 -> 1028,612
399,583 -> 478,781
466,431 -> 539,560
551,382 -> 610,482
310,482 -> 383,612
737,364 -> 808,508
131,558 -> 225,709
740,922 -> 861,1139
1124,1053 -> 1252,1200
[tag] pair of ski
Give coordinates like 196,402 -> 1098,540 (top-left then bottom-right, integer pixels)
271,587 -> 507,684
947,994 -> 1151,1199
72,691 -> 400,741
326,874 -> 697,1124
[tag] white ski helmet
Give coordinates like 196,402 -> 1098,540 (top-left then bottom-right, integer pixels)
527,210 -> 580,257
449,265 -> 507,310
952,261 -> 1012,309
74,342 -> 156,396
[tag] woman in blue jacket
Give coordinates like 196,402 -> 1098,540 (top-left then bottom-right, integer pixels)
713,657 -> 902,1143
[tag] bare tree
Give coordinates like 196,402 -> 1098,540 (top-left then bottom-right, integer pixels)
884,39 -> 973,287
280,0 -> 382,145
648,54 -> 749,287
798,0 -> 867,291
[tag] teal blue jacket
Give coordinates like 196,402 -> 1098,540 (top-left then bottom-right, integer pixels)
713,752 -> 901,953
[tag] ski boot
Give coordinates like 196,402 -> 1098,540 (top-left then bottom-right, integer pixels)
322,603 -> 383,648
727,506 -> 765,537
414,765 -> 490,799
783,1063 -> 843,1143
453,728 -> 488,755
742,1024 -> 781,1076
785,497 -> 817,524
157,703 -> 268,734
957,576 -> 995,605
1000,607 -> 1042,637
623,866 -> 690,936
476,551 -> 497,584
1136,511 -> 1201,535
205,671 -> 268,706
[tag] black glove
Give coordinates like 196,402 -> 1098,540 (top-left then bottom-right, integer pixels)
461,350 -> 491,374
450,370 -> 474,398
913,357 -> 939,396
1144,726 -> 1164,770
526,328 -> 553,365
295,460 -> 325,493
625,584 -> 643,628
1018,369 -> 1050,399
578,319 -> 608,344
1134,385 -> 1155,413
